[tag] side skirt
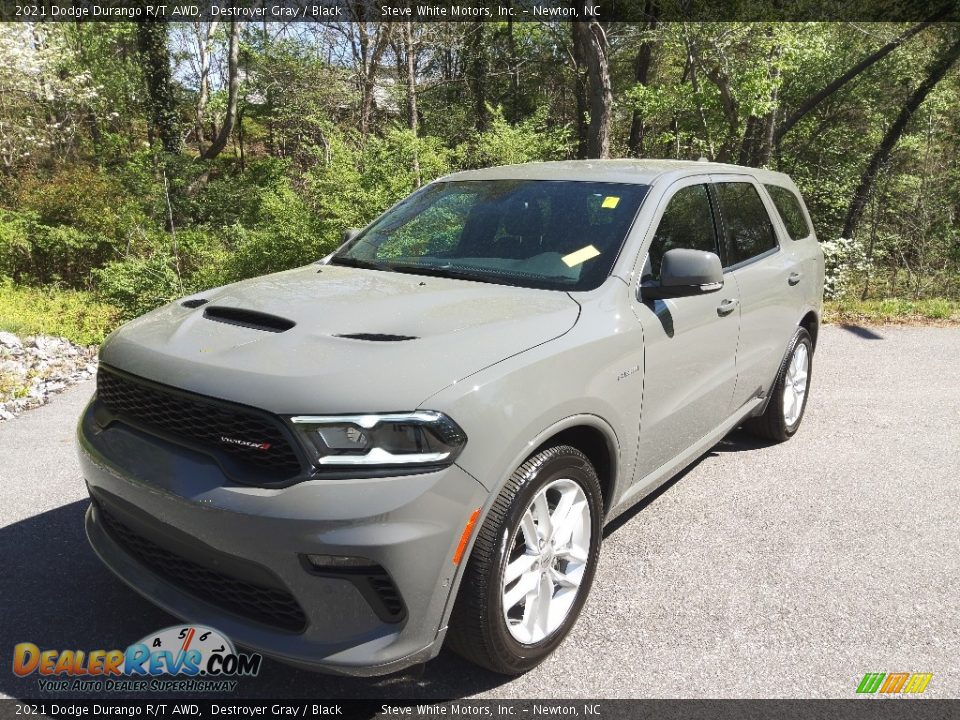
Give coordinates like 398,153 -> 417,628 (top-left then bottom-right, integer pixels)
605,397 -> 764,525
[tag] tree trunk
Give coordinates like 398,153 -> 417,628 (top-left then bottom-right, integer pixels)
627,4 -> 657,157
572,13 -> 613,159
136,21 -> 180,153
841,35 -> 960,240
775,16 -> 945,146
194,20 -> 219,151
403,21 -> 421,186
347,14 -> 392,138
571,27 -> 589,158
506,3 -> 521,121
467,21 -> 488,132
200,19 -> 240,161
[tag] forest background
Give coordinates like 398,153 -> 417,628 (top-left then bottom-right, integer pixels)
1,14 -> 959,346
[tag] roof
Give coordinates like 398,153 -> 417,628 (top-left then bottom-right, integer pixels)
441,159 -> 793,186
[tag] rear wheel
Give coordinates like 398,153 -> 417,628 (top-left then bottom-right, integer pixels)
446,445 -> 603,675
744,327 -> 813,442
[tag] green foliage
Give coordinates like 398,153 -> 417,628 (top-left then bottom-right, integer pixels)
1,20 -> 958,336
307,127 -> 453,244
0,208 -> 115,288
0,279 -> 121,346
187,157 -> 294,228
825,297 -> 960,325
221,183 -> 327,281
460,107 -> 570,168
93,254 -> 184,321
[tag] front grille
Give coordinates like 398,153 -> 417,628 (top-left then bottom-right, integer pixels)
96,366 -> 303,482
99,505 -> 307,633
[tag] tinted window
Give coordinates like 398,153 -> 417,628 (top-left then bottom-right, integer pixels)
334,180 -> 648,292
765,184 -> 811,240
646,184 -> 718,281
714,182 -> 778,266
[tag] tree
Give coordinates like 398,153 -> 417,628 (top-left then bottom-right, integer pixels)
627,7 -> 658,157
188,21 -> 220,151
841,33 -> 960,240
340,6 -> 392,137
136,21 -> 180,153
571,12 -> 613,159
401,20 -> 421,186
775,16 -> 948,147
200,20 -> 239,161
466,21 -> 489,132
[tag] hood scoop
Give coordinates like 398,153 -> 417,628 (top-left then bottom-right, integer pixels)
203,306 -> 296,333
334,333 -> 418,342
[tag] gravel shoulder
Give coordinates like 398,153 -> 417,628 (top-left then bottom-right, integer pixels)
1,325 -> 958,699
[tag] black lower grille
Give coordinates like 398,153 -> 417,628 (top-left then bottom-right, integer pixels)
99,505 -> 307,632
96,366 -> 303,482
368,575 -> 405,620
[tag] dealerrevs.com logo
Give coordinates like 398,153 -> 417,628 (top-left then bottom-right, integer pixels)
856,672 -> 933,695
12,625 -> 262,693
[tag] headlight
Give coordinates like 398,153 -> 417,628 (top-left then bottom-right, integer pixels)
290,411 -> 467,470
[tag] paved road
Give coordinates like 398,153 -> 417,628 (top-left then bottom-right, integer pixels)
1,325 -> 958,700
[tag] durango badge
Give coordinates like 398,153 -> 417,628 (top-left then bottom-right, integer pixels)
219,436 -> 271,451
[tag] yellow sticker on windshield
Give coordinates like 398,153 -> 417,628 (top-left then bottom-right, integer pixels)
562,245 -> 601,267
601,196 -> 620,209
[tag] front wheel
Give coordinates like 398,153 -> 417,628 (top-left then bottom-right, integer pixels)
446,445 -> 603,675
744,326 -> 814,442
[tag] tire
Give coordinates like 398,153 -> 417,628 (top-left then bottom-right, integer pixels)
446,445 -> 603,675
744,326 -> 813,442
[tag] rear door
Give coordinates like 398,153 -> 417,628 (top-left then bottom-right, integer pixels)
710,175 -> 803,411
631,178 -> 741,476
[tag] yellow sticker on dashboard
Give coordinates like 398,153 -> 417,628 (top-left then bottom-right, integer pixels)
562,245 -> 602,267
601,196 -> 620,209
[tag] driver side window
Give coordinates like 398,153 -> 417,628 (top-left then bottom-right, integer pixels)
646,184 -> 719,281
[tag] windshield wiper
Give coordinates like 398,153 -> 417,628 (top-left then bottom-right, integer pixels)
328,256 -> 387,271
385,263 -> 490,283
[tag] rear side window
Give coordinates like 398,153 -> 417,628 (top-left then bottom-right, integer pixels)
765,185 -> 812,240
646,184 -> 718,280
714,182 -> 778,266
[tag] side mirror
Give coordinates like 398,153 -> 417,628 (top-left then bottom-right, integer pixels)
342,228 -> 361,245
640,248 -> 723,300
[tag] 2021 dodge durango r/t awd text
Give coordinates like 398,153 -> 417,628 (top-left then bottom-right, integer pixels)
79,160 -> 824,676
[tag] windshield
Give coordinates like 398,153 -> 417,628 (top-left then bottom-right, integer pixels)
331,180 -> 649,291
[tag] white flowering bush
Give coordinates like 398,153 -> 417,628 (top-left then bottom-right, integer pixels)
820,236 -> 869,299
0,25 -> 99,169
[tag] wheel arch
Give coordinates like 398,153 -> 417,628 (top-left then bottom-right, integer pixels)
523,416 -> 621,517
799,309 -> 820,350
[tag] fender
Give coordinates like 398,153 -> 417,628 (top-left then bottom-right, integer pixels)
433,412 -> 621,642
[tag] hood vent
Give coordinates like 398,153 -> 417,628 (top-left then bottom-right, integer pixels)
334,333 -> 417,342
203,306 -> 296,333
181,298 -> 208,309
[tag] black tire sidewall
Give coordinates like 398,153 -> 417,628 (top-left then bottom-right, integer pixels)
776,328 -> 814,438
482,447 -> 603,672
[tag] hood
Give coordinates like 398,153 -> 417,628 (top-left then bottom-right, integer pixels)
100,264 -> 580,414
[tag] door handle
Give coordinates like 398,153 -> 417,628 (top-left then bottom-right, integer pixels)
717,298 -> 739,317
788,271 -> 803,286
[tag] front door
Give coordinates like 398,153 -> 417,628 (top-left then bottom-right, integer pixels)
630,179 -> 741,479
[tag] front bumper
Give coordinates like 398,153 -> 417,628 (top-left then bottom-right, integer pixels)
78,398 -> 488,676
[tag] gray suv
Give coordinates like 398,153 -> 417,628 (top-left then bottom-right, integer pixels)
78,160 -> 824,676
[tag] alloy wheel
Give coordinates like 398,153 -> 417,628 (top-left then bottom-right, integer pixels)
501,478 -> 592,644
